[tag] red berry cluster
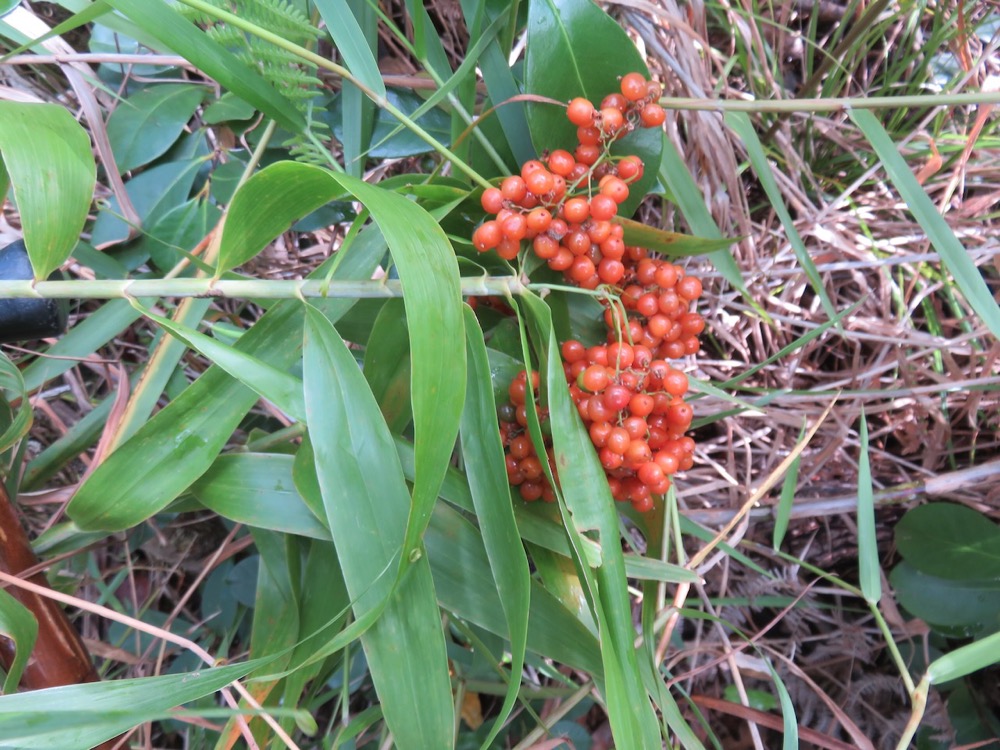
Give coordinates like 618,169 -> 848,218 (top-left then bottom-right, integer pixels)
472,72 -> 664,288
480,74 -> 703,513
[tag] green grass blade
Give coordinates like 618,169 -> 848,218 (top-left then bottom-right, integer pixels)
460,307 -> 531,749
927,629 -> 1000,684
0,659 -> 272,748
725,112 -> 837,321
773,422 -> 805,549
103,0 -> 304,132
657,134 -> 747,294
850,108 -> 1000,339
0,102 -> 95,279
303,305 -> 453,749
857,407 -> 880,603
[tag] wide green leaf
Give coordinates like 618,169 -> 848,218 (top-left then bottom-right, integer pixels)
303,305 -> 454,749
102,0 -> 304,133
0,101 -> 95,279
890,561 -> 1000,633
190,454 -> 329,540
106,84 -> 204,173
0,589 -> 36,694
524,0 -> 662,216
895,502 -> 1000,580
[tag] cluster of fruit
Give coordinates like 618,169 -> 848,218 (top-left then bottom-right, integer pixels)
479,74 -> 703,512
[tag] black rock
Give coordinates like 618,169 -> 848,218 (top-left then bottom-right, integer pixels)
0,240 -> 68,344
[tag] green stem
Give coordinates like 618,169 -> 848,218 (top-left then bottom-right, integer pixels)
0,277 -> 527,299
660,90 -> 1000,112
173,0 -> 493,190
869,602 -> 916,696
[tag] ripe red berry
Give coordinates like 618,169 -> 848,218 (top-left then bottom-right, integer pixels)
620,72 -> 648,102
481,187 -> 504,214
567,97 -> 597,127
640,103 -> 666,128
547,149 -> 576,177
589,194 -> 618,222
501,176 -> 527,203
472,221 -> 501,252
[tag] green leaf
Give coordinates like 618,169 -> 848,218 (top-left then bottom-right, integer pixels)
91,157 -> 203,248
66,226 -> 385,531
890,561 -> 1000,633
520,291 -> 661,747
0,589 -> 37,694
0,101 -> 95,279
106,84 -> 204,173
657,134 -> 747,295
928,629 -> 1000,685
524,0 -> 662,216
618,218 -> 736,257
363,298 -> 412,431
850,108 -> 1000,339
725,112 -> 837,321
131,300 -> 307,422
856,408 -> 880,603
102,0 -> 305,133
221,162 -> 466,571
0,351 -> 31,454
303,305 -> 454,749
313,0 -> 385,98
895,502 -> 1000,580
0,658 -> 271,749
460,307 -> 530,749
190,453 -> 329,540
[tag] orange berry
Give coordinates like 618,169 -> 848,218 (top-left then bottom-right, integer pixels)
620,72 -> 648,102
567,97 -> 596,127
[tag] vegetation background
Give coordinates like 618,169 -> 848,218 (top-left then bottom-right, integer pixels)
0,0 -> 997,748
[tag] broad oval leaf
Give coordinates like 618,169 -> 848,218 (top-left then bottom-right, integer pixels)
0,101 -> 95,279
106,84 -> 204,174
525,0 -> 662,216
190,453 -> 329,540
895,502 -> 1000,581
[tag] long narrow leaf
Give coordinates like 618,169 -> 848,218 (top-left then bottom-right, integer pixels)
460,307 -> 530,748
303,305 -> 453,749
857,407 -> 880,603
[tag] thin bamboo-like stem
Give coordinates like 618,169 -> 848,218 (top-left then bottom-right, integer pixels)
172,0 -> 494,190
0,276 -> 529,300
